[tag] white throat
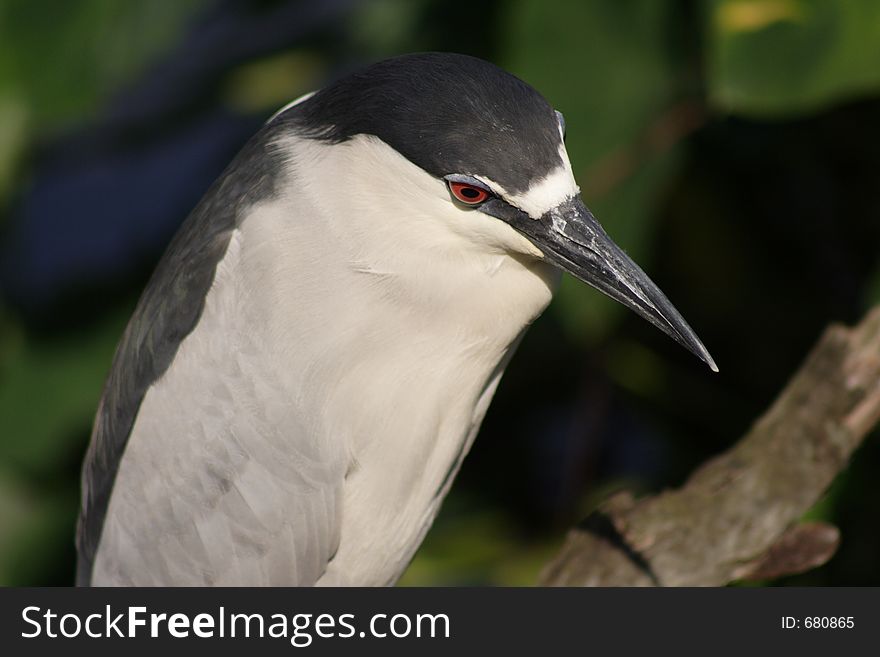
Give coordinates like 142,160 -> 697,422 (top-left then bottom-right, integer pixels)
260,134 -> 561,581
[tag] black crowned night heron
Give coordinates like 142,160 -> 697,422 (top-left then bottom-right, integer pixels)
76,52 -> 716,586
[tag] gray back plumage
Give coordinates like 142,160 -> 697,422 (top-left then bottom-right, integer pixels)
75,121 -> 288,585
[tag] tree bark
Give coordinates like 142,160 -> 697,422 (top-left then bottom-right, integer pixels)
540,307 -> 880,586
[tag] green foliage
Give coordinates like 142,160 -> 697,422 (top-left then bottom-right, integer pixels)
707,0 -> 880,116
0,313 -> 126,472
0,310 -> 128,583
0,0 -> 203,129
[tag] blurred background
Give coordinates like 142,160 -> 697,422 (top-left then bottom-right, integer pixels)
1,0 -> 879,586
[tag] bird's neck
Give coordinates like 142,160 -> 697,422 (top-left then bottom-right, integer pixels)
215,136 -> 558,581
233,171 -> 558,449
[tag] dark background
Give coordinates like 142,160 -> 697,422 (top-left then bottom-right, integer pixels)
0,0 -> 878,585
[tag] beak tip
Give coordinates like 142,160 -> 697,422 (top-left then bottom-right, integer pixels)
525,195 -> 720,374
697,346 -> 719,373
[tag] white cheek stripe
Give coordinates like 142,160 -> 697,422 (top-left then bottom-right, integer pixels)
477,144 -> 580,219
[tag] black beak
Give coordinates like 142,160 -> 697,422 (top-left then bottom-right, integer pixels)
504,195 -> 717,372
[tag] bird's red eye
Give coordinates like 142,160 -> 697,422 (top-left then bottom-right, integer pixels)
449,181 -> 490,205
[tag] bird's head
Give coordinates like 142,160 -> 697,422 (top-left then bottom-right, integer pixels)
275,52 -> 716,371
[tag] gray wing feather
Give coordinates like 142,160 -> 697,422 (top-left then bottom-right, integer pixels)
76,122 -> 288,585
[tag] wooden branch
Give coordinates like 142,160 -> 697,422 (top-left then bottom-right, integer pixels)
540,307 -> 880,586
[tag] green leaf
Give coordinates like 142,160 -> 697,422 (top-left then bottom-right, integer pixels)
0,310 -> 128,473
0,0 -> 205,130
707,0 -> 880,116
0,469 -> 77,585
0,94 -> 27,208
